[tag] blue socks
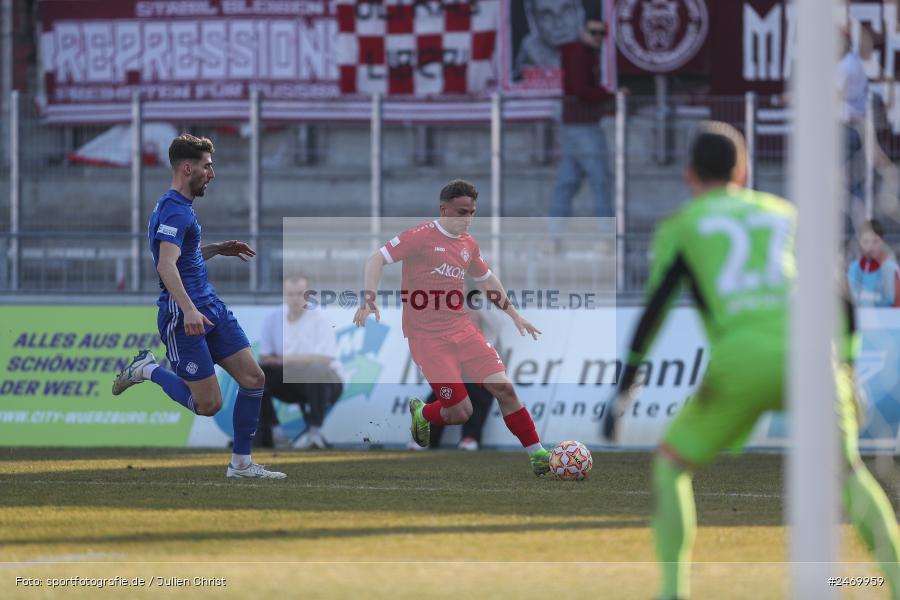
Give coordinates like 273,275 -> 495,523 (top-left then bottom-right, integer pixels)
149,367 -> 197,414
147,367 -> 261,456
232,387 -> 263,455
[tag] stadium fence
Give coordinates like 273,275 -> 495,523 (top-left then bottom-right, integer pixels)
0,90 -> 887,299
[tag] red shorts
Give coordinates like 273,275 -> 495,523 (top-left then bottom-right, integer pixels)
407,321 -> 506,407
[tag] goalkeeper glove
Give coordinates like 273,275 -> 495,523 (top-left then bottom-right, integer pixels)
602,388 -> 636,442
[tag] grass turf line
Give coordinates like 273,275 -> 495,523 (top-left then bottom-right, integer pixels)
0,448 -> 896,599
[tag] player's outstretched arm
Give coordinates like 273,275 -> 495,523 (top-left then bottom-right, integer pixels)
604,224 -> 686,441
352,250 -> 387,327
479,273 -> 541,340
158,242 -> 213,336
603,265 -> 683,441
202,240 -> 256,261
602,287 -> 674,441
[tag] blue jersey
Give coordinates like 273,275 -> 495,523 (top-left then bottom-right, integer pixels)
148,190 -> 218,308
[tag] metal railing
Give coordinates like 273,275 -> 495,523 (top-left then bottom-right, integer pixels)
2,90 -> 884,296
0,228 -> 629,299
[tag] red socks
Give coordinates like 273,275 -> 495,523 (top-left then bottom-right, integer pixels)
422,403 -> 540,449
422,401 -> 447,426
503,407 -> 540,447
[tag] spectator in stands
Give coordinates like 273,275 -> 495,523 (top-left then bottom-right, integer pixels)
514,0 -> 584,79
549,19 -> 614,235
847,219 -> 900,308
839,25 -> 872,228
258,273 -> 345,449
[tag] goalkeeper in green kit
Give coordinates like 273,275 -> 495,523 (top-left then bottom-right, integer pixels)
603,122 -> 900,600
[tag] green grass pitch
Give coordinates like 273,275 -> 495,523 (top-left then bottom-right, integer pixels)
0,448 -> 896,599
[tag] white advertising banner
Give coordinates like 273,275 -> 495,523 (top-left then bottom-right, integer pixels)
186,304 -> 900,453
1,303 -> 894,452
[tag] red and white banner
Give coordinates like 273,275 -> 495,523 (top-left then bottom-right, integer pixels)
335,0 -> 499,96
38,0 -> 340,123
37,0 -> 615,124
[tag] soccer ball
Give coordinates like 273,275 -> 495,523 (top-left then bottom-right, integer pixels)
549,441 -> 593,481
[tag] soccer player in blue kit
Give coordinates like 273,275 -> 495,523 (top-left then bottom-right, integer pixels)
113,134 -> 285,480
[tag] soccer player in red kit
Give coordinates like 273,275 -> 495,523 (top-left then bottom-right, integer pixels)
352,180 -> 552,475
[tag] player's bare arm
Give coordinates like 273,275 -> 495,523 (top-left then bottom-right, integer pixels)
353,250 -> 387,327
479,272 -> 541,340
157,241 -> 213,336
202,240 -> 256,262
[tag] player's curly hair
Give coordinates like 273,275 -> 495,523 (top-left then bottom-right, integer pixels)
440,179 -> 478,203
168,134 -> 215,168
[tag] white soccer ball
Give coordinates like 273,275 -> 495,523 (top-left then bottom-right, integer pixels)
549,440 -> 593,481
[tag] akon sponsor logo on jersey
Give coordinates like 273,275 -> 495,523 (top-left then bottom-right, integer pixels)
432,263 -> 466,279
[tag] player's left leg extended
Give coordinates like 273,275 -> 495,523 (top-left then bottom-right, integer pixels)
457,326 -> 549,475
836,365 -> 900,597
114,301 -> 216,414
482,372 -> 549,476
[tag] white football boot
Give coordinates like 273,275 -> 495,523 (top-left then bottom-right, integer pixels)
226,463 -> 287,479
112,349 -> 157,396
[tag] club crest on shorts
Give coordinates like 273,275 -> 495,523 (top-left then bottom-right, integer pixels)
439,386 -> 453,400
461,248 -> 470,262
186,362 -> 199,375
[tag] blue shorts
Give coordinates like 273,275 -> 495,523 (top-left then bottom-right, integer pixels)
157,297 -> 250,381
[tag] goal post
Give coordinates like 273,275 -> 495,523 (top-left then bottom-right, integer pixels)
788,0 -> 842,597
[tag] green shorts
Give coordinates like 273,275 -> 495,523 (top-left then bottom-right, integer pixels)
664,340 -> 860,466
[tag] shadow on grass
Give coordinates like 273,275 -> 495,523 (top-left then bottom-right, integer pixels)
0,449 -> 793,529
0,517 -> 647,547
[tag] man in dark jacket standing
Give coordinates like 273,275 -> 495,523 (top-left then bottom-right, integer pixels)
550,20 -> 614,230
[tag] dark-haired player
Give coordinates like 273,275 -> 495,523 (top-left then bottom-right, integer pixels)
353,179 -> 552,475
113,134 -> 285,480
603,122 -> 900,599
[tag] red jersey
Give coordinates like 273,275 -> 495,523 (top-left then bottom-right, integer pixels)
380,220 -> 492,338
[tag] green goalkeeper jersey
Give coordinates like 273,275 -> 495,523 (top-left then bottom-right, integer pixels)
622,185 -> 796,378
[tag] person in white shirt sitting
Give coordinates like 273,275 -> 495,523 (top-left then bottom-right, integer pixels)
258,273 -> 345,449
